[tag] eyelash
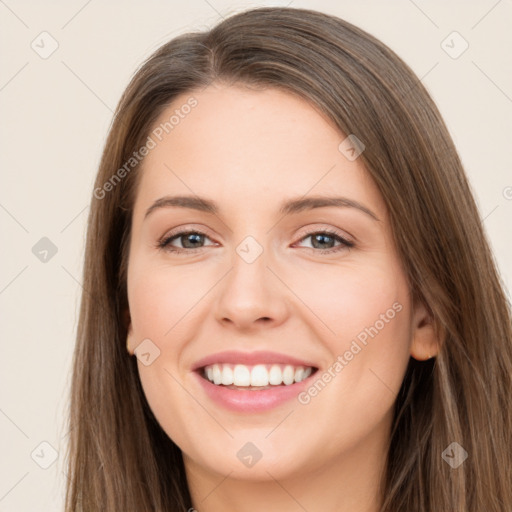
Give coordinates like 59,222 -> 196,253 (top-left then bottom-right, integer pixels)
156,228 -> 355,255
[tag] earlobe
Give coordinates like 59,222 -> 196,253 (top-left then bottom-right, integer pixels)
126,327 -> 134,356
125,309 -> 134,356
410,301 -> 440,361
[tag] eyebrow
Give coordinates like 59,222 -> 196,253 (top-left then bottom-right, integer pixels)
144,194 -> 380,221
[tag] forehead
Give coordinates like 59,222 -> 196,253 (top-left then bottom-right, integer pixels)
133,83 -> 386,220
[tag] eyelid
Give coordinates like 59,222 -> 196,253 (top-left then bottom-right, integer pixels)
158,223 -> 352,243
158,224 -> 217,243
156,223 -> 356,254
293,224 -> 355,245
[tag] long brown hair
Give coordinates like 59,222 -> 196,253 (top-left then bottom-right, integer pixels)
64,7 -> 512,511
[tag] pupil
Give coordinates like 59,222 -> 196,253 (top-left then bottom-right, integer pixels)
184,233 -> 203,248
314,234 -> 333,249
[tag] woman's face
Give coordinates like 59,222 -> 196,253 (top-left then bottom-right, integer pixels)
126,83 -> 431,483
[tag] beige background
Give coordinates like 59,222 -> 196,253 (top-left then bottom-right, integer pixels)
1,0 -> 511,510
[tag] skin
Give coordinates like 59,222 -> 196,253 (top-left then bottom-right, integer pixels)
126,82 -> 439,512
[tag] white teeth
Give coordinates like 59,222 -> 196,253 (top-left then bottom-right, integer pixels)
221,365 -> 234,385
212,364 -> 222,385
233,364 -> 251,386
282,365 -> 295,385
269,364 -> 282,385
250,364 -> 269,386
202,363 -> 314,387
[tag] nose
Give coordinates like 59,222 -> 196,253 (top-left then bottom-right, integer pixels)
214,243 -> 290,332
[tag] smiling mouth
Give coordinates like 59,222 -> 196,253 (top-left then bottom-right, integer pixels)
199,363 -> 318,389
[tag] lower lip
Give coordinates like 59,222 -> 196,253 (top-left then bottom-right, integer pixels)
193,371 -> 315,412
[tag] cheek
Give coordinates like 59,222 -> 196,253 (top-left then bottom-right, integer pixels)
291,258 -> 412,412
288,257 -> 410,347
127,263 -> 214,452
128,261 -> 207,343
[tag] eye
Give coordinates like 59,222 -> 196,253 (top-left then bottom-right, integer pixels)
294,229 -> 354,254
157,229 -> 216,254
157,228 -> 354,255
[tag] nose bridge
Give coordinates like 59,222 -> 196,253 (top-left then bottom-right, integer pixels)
214,232 -> 288,328
230,233 -> 273,306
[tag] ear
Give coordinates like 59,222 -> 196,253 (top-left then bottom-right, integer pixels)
410,300 -> 440,360
124,308 -> 135,355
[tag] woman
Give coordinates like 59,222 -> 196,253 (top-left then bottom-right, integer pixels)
64,6 -> 512,511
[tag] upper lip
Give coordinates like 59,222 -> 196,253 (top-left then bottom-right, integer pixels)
191,350 -> 318,371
